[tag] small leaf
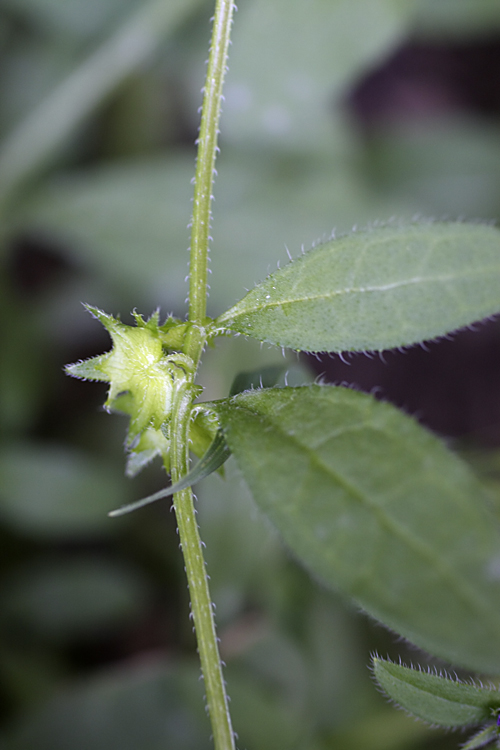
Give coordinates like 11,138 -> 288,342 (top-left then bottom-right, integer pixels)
463,725 -> 500,750
372,658 -> 499,728
109,431 -> 231,517
213,385 -> 500,674
214,222 -> 500,352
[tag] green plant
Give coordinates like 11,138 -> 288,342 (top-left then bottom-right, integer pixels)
59,1 -> 500,748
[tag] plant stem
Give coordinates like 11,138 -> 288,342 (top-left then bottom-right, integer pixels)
169,381 -> 235,750
169,2 -> 236,748
188,0 -> 235,328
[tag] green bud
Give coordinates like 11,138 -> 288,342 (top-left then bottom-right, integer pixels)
66,305 -> 195,472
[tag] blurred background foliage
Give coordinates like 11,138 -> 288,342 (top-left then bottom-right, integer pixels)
0,0 -> 500,747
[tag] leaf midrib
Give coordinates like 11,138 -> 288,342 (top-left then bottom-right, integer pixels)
227,400 -> 500,635
219,265 -> 498,322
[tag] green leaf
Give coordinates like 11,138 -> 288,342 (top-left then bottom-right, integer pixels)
0,557 -> 149,640
363,122 -> 500,219
12,146 -> 406,314
463,725 -> 500,750
414,0 -> 500,39
221,0 -> 417,149
213,385 -> 500,674
214,222 -> 500,353
108,431 -> 231,517
0,443 -> 130,538
372,658 -> 499,728
2,659 -> 211,750
0,0 -> 204,206
1,0 -> 139,40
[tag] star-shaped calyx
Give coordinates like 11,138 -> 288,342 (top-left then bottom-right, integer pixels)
66,306 -> 196,475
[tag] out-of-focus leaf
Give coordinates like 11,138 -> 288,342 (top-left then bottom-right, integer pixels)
223,664 -> 308,750
462,725 -> 500,750
373,658 -> 499,727
414,0 -> 500,38
0,298 -> 46,435
215,222 -> 500,353
11,156 -> 194,309
196,462 -> 283,624
0,443 -> 130,537
0,557 -> 149,640
222,0 -> 418,149
364,123 -> 500,219
1,0 -> 138,39
13,148 -> 412,314
0,640 -> 63,712
213,385 -> 500,674
325,707 -> 436,750
0,0 -> 204,207
1,659 -> 210,750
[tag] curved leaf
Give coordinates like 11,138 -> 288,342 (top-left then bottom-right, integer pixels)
213,385 -> 500,674
215,222 -> 500,353
108,431 -> 231,517
463,725 -> 500,750
372,658 -> 499,728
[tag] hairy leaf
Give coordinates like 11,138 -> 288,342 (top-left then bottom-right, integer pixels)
463,725 -> 500,750
215,222 -> 500,352
213,385 -> 500,673
372,658 -> 499,727
108,431 -> 231,517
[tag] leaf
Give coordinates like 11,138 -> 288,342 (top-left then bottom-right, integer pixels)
214,222 -> 500,353
221,0 -> 417,149
0,557 -> 149,640
372,658 -> 499,728
3,659 -> 211,750
0,443 -> 130,538
213,385 -> 500,674
463,725 -> 500,750
0,0 -> 204,205
414,0 -> 500,39
1,0 -> 139,40
108,431 -> 231,517
12,148 -> 380,313
364,122 -> 500,219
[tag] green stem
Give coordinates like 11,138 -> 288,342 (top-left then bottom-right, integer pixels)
188,0 -> 235,328
169,380 -> 235,750
170,2 -> 236,748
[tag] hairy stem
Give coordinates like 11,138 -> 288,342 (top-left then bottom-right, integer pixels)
188,0 -> 235,328
169,380 -> 235,750
170,1 -> 236,747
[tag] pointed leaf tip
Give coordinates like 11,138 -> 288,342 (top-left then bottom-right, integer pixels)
373,658 -> 499,728
215,222 -> 500,353
108,431 -> 231,517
